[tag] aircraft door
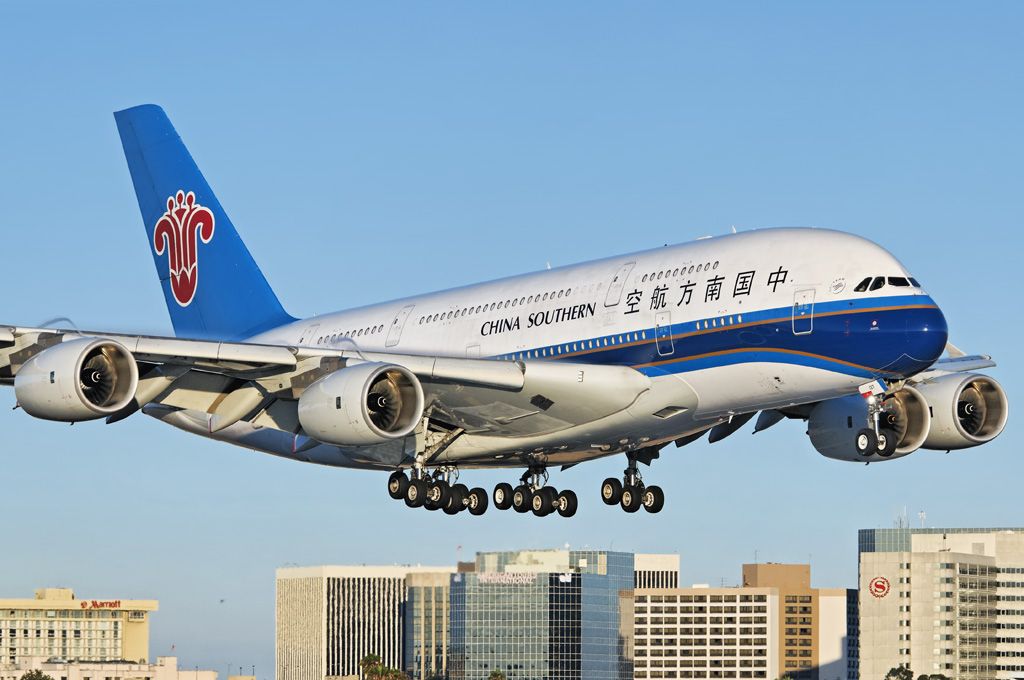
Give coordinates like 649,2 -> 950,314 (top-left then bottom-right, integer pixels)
386,305 -> 415,347
298,323 -> 320,345
655,311 -> 674,356
792,289 -> 815,335
604,261 -> 636,307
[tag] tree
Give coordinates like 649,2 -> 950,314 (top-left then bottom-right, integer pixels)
885,666 -> 914,680
488,671 -> 507,680
359,655 -> 384,680
20,672 -> 55,680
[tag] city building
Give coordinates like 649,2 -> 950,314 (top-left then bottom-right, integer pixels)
636,555 -> 681,590
0,588 -> 158,664
742,564 -> 851,680
449,549 -> 635,680
275,565 -> 454,680
403,571 -> 451,680
0,656 -> 215,680
633,564 -> 851,680
859,527 -> 1024,680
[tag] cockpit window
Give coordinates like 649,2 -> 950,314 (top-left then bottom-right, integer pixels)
854,277 -> 872,292
909,277 -> 921,287
888,276 -> 910,287
869,276 -> 885,291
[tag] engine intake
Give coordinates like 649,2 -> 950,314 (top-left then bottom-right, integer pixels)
298,362 -> 424,447
15,337 -> 139,421
917,373 -> 1008,450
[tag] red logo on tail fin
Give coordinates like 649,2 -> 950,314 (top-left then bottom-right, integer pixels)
153,190 -> 215,307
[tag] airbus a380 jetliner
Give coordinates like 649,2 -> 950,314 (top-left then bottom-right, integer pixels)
0,105 -> 1008,518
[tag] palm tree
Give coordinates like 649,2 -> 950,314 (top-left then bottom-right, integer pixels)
488,670 -> 507,680
359,654 -> 384,680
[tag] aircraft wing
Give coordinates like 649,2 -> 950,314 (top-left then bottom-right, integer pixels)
0,326 -> 652,439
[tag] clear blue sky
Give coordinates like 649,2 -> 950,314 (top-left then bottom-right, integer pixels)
0,1 -> 1020,676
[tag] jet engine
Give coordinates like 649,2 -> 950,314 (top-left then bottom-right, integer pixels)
808,386 -> 931,461
297,362 -> 424,446
14,337 -> 139,421
916,373 -> 1008,450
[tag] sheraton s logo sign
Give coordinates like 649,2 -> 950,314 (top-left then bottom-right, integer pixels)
153,190 -> 216,307
869,576 -> 891,598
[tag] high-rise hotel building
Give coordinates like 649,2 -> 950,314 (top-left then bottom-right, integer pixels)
859,527 -> 1024,680
276,565 -> 454,680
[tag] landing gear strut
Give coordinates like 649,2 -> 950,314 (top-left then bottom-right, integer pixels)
601,452 -> 664,513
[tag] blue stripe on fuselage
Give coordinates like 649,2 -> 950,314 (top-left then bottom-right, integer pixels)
493,294 -> 946,381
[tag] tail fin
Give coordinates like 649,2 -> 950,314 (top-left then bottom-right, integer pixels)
114,104 -> 294,340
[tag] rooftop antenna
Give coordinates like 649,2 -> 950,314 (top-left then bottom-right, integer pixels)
918,510 -> 927,528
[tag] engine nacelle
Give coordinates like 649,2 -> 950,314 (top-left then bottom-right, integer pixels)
14,337 -> 139,422
916,373 -> 1008,450
808,386 -> 931,462
298,362 -> 424,446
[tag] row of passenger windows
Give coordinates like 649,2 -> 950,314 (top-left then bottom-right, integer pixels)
418,288 -> 573,325
317,324 -> 384,345
498,331 -> 647,361
641,261 -> 720,283
853,275 -> 920,292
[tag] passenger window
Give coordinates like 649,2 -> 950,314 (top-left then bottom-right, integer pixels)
558,290 -> 564,298
869,277 -> 885,291
566,289 -> 571,296
888,277 -> 910,287
642,274 -> 648,282
713,261 -> 719,270
854,277 -> 872,292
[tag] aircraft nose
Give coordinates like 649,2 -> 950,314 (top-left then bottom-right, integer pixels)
903,302 -> 948,374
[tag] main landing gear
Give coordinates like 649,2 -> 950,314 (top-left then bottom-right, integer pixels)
492,467 -> 578,518
601,453 -> 664,513
387,468 -> 489,516
855,386 -> 898,458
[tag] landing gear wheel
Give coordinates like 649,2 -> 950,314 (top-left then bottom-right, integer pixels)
855,428 -> 877,457
387,471 -> 408,500
405,478 -> 428,508
876,428 -> 898,457
467,487 -> 489,516
620,485 -> 642,513
512,485 -> 532,513
444,484 -> 466,515
532,487 -> 557,517
601,478 -> 623,505
556,490 -> 578,518
493,482 -> 514,510
642,485 -> 665,514
425,480 -> 450,511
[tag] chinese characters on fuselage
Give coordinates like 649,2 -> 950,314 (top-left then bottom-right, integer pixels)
624,266 -> 788,315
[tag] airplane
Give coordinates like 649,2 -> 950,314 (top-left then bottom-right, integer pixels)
0,105 -> 1008,518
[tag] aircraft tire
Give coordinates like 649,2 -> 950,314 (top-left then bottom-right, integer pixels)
601,478 -> 623,505
512,485 -> 532,513
387,471 -> 408,500
425,480 -> 451,511
855,429 -> 877,457
557,490 -> 578,518
620,485 -> 642,513
493,482 -> 514,510
467,487 -> 489,516
642,485 -> 665,514
405,478 -> 428,508
876,428 -> 898,457
444,485 -> 466,515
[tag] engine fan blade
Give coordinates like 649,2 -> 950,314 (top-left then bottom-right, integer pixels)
80,353 -> 116,405
366,377 -> 402,431
957,385 -> 987,435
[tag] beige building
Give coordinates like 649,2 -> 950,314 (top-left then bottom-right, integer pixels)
633,564 -> 851,680
742,564 -> 851,680
859,527 -> 1024,680
636,554 -> 682,590
276,565 -> 454,680
0,656 -> 214,680
403,572 -> 451,680
0,588 -> 157,664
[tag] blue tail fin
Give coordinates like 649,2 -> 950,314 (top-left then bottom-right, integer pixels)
114,104 -> 294,340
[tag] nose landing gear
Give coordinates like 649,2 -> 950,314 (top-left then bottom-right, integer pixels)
856,383 -> 899,458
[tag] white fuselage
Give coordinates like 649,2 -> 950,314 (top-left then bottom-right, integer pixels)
229,228 -> 946,469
